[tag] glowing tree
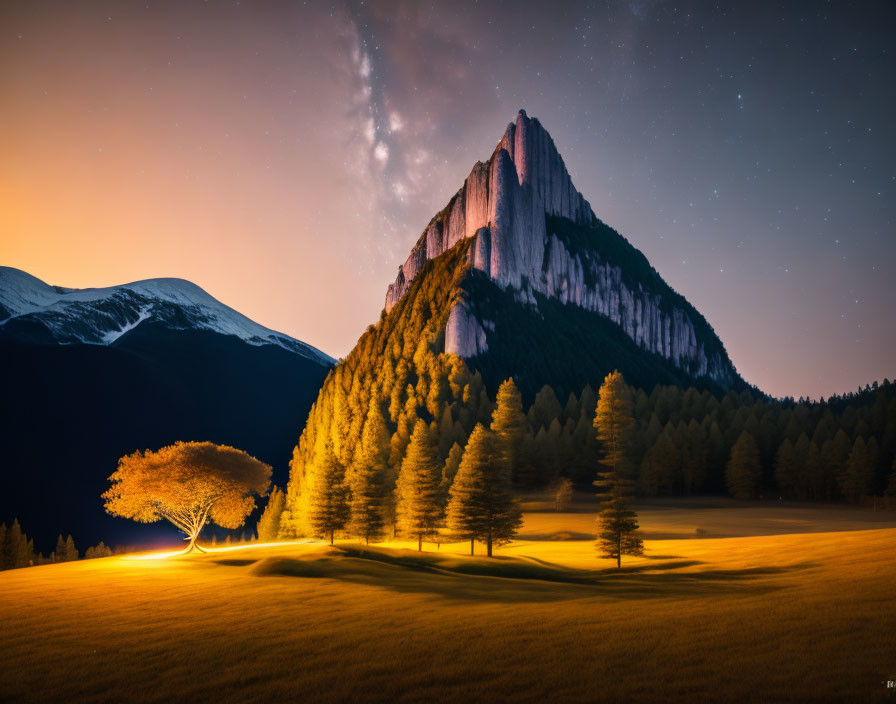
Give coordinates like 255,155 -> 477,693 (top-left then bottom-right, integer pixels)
593,370 -> 643,568
103,441 -> 271,553
256,485 -> 286,542
446,423 -> 522,557
489,378 -> 527,483
308,443 -> 350,545
396,419 -> 442,551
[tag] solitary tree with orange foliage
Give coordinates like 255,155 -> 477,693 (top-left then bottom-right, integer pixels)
103,441 -> 271,553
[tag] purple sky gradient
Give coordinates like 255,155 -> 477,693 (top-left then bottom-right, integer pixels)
2,1 -> 893,399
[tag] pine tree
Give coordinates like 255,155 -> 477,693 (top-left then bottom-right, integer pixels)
256,485 -> 286,542
774,438 -> 797,498
85,541 -> 113,559
489,378 -> 527,484
3,521 -> 35,569
396,419 -> 443,550
0,523 -> 6,570
595,475 -> 643,568
593,371 -> 642,568
529,385 -> 562,432
726,431 -> 762,499
679,421 -> 707,494
349,457 -> 387,546
348,404 -> 391,544
593,371 -> 635,478
308,444 -> 350,544
640,431 -> 679,496
554,478 -> 574,512
792,433 -> 811,496
446,424 -> 522,556
3,518 -> 34,569
886,457 -> 896,497
63,535 -> 78,562
440,442 -> 464,503
840,436 -> 872,503
54,534 -> 66,563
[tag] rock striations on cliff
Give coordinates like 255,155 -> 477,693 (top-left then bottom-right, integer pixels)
384,110 -> 740,389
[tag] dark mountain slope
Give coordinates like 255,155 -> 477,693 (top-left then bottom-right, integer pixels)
1,323 -> 330,551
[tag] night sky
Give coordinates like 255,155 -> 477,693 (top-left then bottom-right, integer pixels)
2,1 -> 893,399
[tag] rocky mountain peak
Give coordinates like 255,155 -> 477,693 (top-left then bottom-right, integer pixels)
383,111 -> 740,388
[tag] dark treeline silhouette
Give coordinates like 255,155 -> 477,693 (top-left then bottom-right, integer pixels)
0,518 -> 115,571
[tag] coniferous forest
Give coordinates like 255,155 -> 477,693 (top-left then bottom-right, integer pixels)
280,239 -> 896,544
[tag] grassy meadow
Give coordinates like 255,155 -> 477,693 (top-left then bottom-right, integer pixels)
2,499 -> 895,703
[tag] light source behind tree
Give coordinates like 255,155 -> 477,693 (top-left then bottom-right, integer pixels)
103,441 -> 271,553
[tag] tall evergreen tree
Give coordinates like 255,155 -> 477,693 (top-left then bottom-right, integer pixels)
594,371 -> 643,567
440,442 -> 464,502
396,419 -> 443,550
63,535 -> 79,562
840,436 -> 872,503
640,430 -> 680,496
593,370 -> 635,478
726,431 -> 762,499
679,421 -> 707,494
774,438 -> 797,497
554,477 -> 574,512
886,457 -> 896,497
256,485 -> 286,542
490,378 -> 527,484
3,520 -> 36,569
308,444 -> 350,544
54,534 -> 66,563
446,424 -> 522,556
349,462 -> 387,545
348,404 -> 391,544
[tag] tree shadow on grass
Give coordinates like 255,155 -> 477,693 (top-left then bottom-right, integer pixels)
517,531 -> 595,541
212,558 -> 259,567
249,546 -> 817,604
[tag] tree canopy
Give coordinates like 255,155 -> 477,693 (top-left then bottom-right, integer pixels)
446,424 -> 521,556
396,419 -> 443,550
103,441 -> 271,553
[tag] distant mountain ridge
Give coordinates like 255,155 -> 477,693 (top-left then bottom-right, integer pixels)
0,266 -> 333,365
0,266 -> 333,549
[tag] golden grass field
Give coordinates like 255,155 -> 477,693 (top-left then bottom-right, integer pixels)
2,499 -> 895,703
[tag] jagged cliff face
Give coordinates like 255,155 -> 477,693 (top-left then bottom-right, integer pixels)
384,110 -> 739,388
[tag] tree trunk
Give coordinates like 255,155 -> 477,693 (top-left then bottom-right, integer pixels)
330,528 -> 334,545
470,538 -> 474,556
184,528 -> 206,554
418,535 -> 422,552
487,529 -> 493,557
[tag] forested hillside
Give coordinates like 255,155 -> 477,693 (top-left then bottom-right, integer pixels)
282,232 -> 896,539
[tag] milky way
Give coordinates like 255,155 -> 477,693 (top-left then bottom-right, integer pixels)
1,1 -> 893,399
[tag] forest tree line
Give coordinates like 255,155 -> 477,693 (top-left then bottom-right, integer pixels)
281,241 -> 896,540
0,519 -> 113,571
277,369 -> 896,545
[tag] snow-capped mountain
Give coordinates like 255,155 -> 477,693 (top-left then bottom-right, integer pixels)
0,266 -> 333,365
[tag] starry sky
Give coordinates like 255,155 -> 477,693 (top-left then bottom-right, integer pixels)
1,1 -> 893,400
